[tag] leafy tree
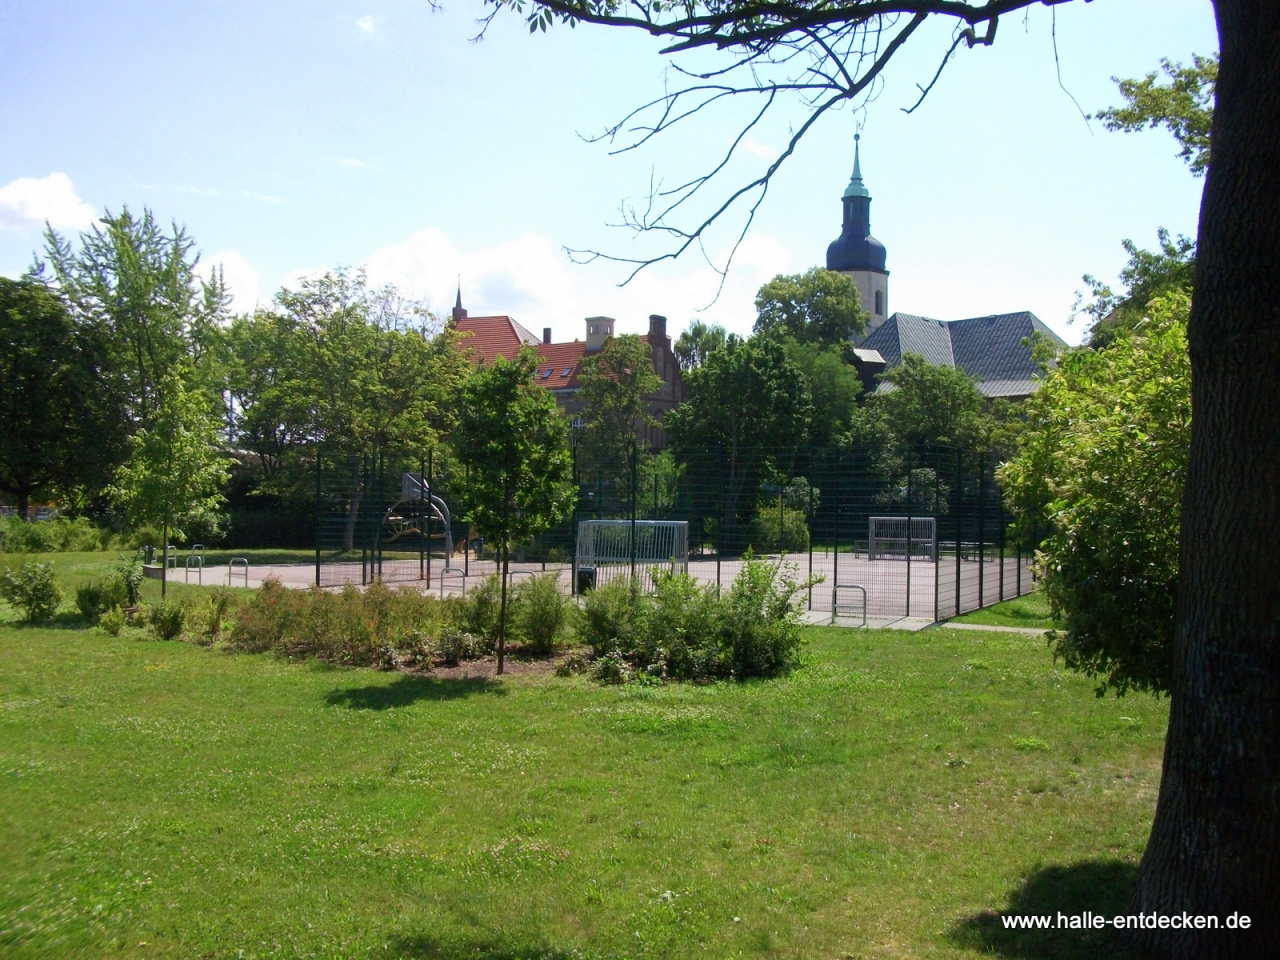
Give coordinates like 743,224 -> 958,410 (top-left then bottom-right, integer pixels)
783,340 -> 862,446
1095,53 -> 1217,175
575,333 -> 662,468
672,320 -> 726,372
870,353 -> 995,450
491,2 -> 1280,937
237,270 -> 467,549
0,278 -> 121,519
666,335 -> 811,545
1001,292 -> 1190,696
454,350 -> 574,674
36,207 -> 228,429
109,372 -> 232,597
1079,230 -> 1196,348
754,268 -> 867,347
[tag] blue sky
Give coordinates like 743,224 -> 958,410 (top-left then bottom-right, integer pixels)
0,0 -> 1216,344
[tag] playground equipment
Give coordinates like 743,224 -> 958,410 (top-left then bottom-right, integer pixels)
380,473 -> 457,568
574,519 -> 689,592
868,516 -> 938,561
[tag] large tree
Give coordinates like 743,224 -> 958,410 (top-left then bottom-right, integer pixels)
754,267 -> 867,347
454,350 -> 575,674
0,278 -> 120,519
575,332 -> 662,469
489,1 -> 1280,953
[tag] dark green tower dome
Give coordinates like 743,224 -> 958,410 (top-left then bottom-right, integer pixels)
826,135 -> 887,273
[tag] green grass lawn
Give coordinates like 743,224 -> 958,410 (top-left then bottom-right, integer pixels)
0,564 -> 1165,959
949,590 -> 1060,630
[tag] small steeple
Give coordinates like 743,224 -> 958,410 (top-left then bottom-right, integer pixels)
451,279 -> 467,322
843,133 -> 870,199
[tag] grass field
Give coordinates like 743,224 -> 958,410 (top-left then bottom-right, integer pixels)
0,555 -> 1165,959
949,590 -> 1060,630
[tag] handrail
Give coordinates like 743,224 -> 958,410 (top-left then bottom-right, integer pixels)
229,558 -> 249,588
832,583 -> 868,628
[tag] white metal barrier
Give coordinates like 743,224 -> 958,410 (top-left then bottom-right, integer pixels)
832,584 -> 868,627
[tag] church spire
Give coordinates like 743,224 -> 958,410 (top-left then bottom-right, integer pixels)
843,133 -> 870,199
451,279 -> 467,322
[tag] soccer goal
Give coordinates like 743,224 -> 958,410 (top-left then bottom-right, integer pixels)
868,516 -> 938,561
575,520 -> 689,591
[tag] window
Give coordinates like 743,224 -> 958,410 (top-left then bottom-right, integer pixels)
590,325 -> 597,335
541,369 -> 552,379
562,368 -> 573,377
874,290 -> 883,315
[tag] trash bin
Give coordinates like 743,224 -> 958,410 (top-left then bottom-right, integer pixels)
143,544 -> 155,565
576,565 -> 596,593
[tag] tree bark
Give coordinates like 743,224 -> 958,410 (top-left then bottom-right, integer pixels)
1132,3 -> 1280,957
161,520 -> 168,599
16,486 -> 30,522
498,538 -> 509,676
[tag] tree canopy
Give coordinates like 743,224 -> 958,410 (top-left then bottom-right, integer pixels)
575,333 -> 662,469
1095,53 -> 1217,176
753,268 -> 867,348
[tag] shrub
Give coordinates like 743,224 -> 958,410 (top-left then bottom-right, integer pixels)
749,505 -> 810,554
148,599 -> 187,640
229,578 -> 454,667
0,516 -> 114,553
75,577 -> 128,622
437,627 -> 484,666
0,562 -> 63,622
511,573 -> 568,654
578,578 -> 644,659
456,575 -> 502,647
193,587 -> 237,645
99,606 -> 127,636
115,557 -> 144,607
577,554 -> 815,682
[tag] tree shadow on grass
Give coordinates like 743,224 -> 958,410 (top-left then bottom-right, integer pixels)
948,859 -> 1139,959
326,674 -> 505,710
387,934 -> 579,959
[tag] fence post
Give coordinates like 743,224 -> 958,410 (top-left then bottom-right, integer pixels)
570,447 -> 578,596
808,474 -> 815,611
314,450 -> 322,587
426,449 -> 434,588
716,445 -> 723,595
419,455 -> 426,582
833,445 -> 840,605
630,442 -> 638,582
999,482 -> 1006,602
905,447 -> 913,619
933,447 -> 940,623
977,452 -> 986,609
955,449 -> 962,617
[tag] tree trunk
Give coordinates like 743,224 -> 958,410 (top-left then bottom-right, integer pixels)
343,462 -> 364,553
161,520 -> 168,599
16,486 -> 30,522
497,538 -> 509,676
1132,4 -> 1280,957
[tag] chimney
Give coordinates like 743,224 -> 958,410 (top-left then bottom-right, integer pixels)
543,327 -> 552,345
648,314 -> 667,340
584,316 -> 614,352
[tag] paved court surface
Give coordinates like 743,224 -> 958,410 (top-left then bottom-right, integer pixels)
194,548 -> 1033,627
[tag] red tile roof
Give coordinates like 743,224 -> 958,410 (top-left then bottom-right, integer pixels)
455,316 -> 667,393
453,315 -> 541,365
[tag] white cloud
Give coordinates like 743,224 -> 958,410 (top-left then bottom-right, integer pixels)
358,226 -> 792,341
740,137 -> 779,160
198,250 -> 263,314
338,157 -> 381,171
0,173 -> 96,231
242,190 -> 284,204
355,14 -> 375,34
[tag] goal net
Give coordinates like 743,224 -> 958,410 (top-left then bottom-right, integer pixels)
868,516 -> 937,561
575,520 -> 689,590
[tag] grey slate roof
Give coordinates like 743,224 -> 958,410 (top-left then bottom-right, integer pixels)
859,311 -> 1066,398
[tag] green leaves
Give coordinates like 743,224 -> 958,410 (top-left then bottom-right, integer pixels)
1095,53 -> 1216,176
1000,291 -> 1191,696
754,268 -> 867,348
454,349 -> 575,549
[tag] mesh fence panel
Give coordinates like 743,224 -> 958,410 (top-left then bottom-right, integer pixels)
311,442 -> 1037,618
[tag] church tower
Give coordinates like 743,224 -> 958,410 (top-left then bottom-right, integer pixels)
825,135 -> 889,337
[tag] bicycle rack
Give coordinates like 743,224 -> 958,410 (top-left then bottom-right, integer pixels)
164,544 -> 178,569
440,567 -> 466,598
832,584 -> 868,628
229,558 -> 250,588
184,554 -> 203,585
